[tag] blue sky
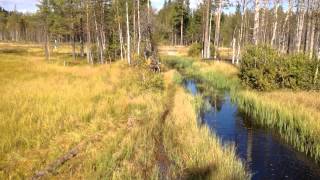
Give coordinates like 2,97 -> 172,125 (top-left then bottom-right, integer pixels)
0,0 -> 199,13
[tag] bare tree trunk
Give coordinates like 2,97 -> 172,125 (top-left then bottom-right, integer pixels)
44,32 -> 50,61
271,0 -> 280,47
296,0 -> 306,52
314,35 -> 320,83
203,0 -> 212,59
80,17 -> 84,57
126,1 -> 131,65
309,18 -> 316,59
147,0 -> 150,24
137,0 -> 141,56
133,0 -> 136,51
180,0 -> 184,45
253,0 -> 260,45
180,14 -> 184,45
236,0 -> 246,64
86,0 -> 93,64
232,29 -> 237,64
208,10 -> 213,58
214,0 -> 222,60
94,10 -> 103,64
72,21 -> 76,61
261,0 -> 268,43
281,0 -> 292,53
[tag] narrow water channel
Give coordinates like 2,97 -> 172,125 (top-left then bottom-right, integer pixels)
184,80 -> 320,180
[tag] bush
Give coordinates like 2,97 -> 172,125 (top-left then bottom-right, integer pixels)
188,43 -> 202,57
240,45 -> 320,91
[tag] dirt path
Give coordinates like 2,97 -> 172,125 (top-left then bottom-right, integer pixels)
154,85 -> 176,180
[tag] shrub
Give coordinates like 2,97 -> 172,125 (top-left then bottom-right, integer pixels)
188,43 -> 202,57
240,45 -> 320,91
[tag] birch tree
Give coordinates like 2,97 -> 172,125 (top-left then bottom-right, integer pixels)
296,0 -> 306,52
203,0 -> 212,59
253,0 -> 260,45
271,0 -> 280,47
214,0 -> 223,60
86,0 -> 93,63
137,0 -> 141,55
126,1 -> 131,65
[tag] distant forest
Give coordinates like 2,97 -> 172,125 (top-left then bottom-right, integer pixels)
0,0 -> 319,63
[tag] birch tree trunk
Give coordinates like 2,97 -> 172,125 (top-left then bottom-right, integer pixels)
271,0 -> 280,47
94,10 -> 103,64
118,21 -> 124,61
281,0 -> 292,53
309,18 -> 316,59
236,0 -> 246,64
133,0 -> 136,51
214,0 -> 222,60
126,1 -> 131,65
261,0 -> 268,43
296,0 -> 306,52
44,31 -> 50,61
232,30 -> 236,64
253,0 -> 260,45
203,0 -> 212,59
86,0 -> 93,64
314,35 -> 320,83
208,10 -> 213,58
180,14 -> 184,45
137,0 -> 141,56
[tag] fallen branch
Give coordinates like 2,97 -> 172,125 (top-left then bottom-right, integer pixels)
32,135 -> 101,180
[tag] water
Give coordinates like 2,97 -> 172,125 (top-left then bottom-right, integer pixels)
184,80 -> 320,180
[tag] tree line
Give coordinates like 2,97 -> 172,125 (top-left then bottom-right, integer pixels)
0,0 -> 157,65
0,0 -> 320,64
156,0 -> 320,62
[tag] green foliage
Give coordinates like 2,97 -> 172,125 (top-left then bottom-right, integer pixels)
163,56 -> 194,71
172,71 -> 183,85
240,45 -> 320,91
188,43 -> 202,57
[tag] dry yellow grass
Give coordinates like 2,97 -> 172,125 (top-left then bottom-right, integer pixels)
0,43 -> 249,179
163,86 -> 249,179
159,45 -> 189,56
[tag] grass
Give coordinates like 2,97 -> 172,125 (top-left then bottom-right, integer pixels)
163,55 -> 320,162
0,43 -> 249,179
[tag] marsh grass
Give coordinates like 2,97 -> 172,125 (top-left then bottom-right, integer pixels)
0,43 -> 249,179
163,56 -> 320,162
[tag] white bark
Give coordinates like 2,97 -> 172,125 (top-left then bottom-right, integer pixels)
208,10 -> 213,58
281,0 -> 292,53
137,0 -> 141,56
296,0 -> 306,52
232,35 -> 236,64
126,2 -> 131,65
236,0 -> 246,64
203,0 -> 212,59
253,0 -> 260,45
271,0 -> 280,47
309,18 -> 315,59
180,0 -> 184,45
118,21 -> 124,61
214,0 -> 222,60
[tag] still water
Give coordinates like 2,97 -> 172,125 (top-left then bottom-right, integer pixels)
184,80 -> 320,180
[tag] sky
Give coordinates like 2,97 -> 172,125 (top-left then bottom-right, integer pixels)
0,0 -> 199,13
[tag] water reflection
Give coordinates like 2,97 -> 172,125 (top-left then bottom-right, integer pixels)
184,80 -> 320,180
